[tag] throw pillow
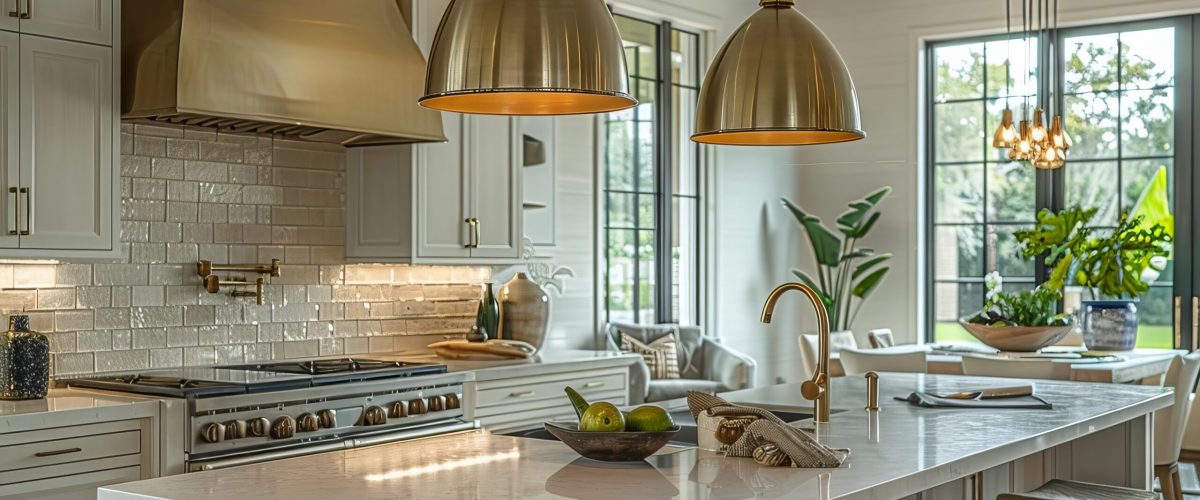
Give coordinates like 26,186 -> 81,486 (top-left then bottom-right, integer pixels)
620,331 -> 681,380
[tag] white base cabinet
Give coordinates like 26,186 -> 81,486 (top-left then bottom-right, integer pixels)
468,364 -> 631,433
0,419 -> 155,500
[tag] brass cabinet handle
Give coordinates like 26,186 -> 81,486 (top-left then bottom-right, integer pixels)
464,218 -> 479,248
1175,296 -> 1183,349
582,382 -> 604,389
35,447 -> 81,457
19,187 -> 29,235
6,187 -> 15,236
509,390 -> 535,398
17,0 -> 27,18
1192,297 -> 1198,352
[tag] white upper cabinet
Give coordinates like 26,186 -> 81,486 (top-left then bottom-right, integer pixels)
465,115 -> 521,259
14,0 -> 113,46
20,35 -> 112,250
0,0 -> 118,257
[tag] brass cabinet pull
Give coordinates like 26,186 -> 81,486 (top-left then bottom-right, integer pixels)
17,0 -> 27,19
1175,296 -> 1183,349
1192,297 -> 1198,352
582,382 -> 604,389
509,390 -> 535,398
464,218 -> 479,248
6,187 -> 15,236
18,187 -> 29,235
35,447 -> 81,457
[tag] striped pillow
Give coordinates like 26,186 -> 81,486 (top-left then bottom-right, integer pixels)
620,332 -> 681,380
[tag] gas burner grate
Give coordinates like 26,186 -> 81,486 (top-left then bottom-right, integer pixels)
232,358 -> 431,376
116,374 -> 231,389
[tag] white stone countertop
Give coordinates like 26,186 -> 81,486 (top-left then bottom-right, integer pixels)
98,373 -> 1170,499
0,388 -> 159,433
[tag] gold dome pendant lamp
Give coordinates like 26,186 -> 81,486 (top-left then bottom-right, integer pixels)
420,0 -> 636,115
691,0 -> 864,146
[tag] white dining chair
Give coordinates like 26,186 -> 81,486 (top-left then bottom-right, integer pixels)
799,331 -> 857,376
1002,352 -> 1200,500
867,328 -> 895,348
840,347 -> 927,374
960,355 -> 1071,380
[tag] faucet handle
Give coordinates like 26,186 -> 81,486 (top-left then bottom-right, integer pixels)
801,378 -> 825,401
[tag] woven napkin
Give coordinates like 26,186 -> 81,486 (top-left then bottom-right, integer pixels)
687,391 -> 848,468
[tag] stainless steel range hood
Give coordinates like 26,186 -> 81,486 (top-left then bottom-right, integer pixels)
122,0 -> 446,146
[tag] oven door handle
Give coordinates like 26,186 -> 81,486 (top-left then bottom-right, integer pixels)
350,420 -> 480,448
189,441 -> 349,472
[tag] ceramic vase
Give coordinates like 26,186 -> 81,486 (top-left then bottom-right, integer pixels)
0,315 -> 49,400
473,283 -> 500,341
498,273 -> 550,350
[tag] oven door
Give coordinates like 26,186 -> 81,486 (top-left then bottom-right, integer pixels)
187,421 -> 479,472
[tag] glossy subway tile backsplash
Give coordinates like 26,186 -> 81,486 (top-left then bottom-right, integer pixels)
3,123 -> 489,377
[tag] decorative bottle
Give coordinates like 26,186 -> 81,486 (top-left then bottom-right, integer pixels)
0,315 -> 50,400
473,283 -> 500,341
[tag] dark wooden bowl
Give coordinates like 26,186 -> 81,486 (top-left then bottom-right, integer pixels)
544,421 -> 680,462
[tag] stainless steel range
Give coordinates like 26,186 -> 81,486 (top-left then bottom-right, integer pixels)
65,358 -> 476,474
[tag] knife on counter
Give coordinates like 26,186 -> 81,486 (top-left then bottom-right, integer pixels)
938,385 -> 1034,400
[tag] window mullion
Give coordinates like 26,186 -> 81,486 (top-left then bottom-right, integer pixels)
655,21 -> 674,325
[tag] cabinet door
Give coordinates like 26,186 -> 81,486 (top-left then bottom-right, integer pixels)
415,113 -> 471,259
0,0 -> 16,32
346,146 -> 413,261
0,31 -> 17,249
467,115 -> 521,259
19,35 -> 112,250
18,0 -> 112,46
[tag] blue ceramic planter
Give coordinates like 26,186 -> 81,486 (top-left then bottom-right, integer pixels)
1081,300 -> 1138,351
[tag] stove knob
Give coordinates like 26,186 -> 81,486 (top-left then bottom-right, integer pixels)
445,393 -> 461,410
223,420 -> 247,440
297,413 -> 320,433
271,416 -> 296,439
363,405 -> 388,426
317,409 -> 336,429
408,398 -> 427,415
428,395 -> 445,412
248,417 -> 271,437
201,422 -> 226,443
389,401 -> 408,418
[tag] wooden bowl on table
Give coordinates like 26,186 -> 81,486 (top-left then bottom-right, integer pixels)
544,422 -> 680,462
958,322 -> 1074,352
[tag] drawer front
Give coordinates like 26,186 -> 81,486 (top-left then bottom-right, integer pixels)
0,430 -> 140,472
0,454 -> 141,488
476,370 -> 625,409
478,390 -> 627,433
0,462 -> 140,500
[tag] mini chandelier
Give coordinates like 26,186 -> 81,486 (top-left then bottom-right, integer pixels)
994,0 -> 1071,169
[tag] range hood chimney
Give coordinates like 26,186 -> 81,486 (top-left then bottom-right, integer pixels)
122,0 -> 446,146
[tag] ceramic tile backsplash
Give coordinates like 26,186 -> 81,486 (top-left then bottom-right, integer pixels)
6,123 -> 489,377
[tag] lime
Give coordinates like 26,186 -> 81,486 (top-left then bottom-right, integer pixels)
579,402 -> 624,432
624,405 -> 675,432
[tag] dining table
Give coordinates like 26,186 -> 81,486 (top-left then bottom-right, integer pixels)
830,345 -> 1185,384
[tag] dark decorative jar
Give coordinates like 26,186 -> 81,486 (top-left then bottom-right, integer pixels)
0,315 -> 50,400
473,283 -> 500,341
1081,300 -> 1138,351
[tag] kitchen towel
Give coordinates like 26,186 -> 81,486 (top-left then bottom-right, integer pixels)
897,392 -> 1053,409
687,392 -> 847,468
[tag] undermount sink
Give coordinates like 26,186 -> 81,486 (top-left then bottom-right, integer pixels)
506,408 -> 815,448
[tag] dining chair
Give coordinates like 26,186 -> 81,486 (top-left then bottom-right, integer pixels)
839,347 -> 926,374
1001,352 -> 1200,500
799,331 -> 857,375
960,355 -> 1072,380
867,328 -> 895,348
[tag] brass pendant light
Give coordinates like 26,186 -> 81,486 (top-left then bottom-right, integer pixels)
420,0 -> 637,116
691,0 -> 864,146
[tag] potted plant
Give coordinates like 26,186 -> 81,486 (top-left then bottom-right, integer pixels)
960,273 -> 1074,352
1013,206 -> 1171,350
782,187 -> 891,333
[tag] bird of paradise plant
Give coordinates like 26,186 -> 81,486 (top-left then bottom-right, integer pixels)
782,187 -> 892,332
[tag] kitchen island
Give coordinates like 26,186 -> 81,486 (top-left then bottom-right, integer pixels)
98,373 -> 1170,499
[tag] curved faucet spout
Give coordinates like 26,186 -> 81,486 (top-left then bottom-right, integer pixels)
760,282 -> 832,423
